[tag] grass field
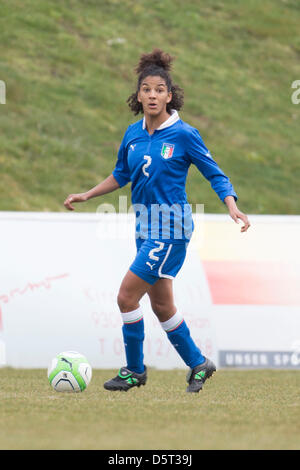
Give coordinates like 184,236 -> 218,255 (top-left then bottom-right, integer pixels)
1,0 -> 300,454
0,367 -> 299,450
0,0 -> 300,214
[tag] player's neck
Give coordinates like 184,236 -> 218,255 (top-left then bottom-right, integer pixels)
144,110 -> 171,135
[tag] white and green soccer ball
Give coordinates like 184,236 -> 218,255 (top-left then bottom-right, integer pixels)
48,351 -> 92,392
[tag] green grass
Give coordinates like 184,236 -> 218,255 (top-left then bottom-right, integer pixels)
0,368 -> 299,450
0,0 -> 300,214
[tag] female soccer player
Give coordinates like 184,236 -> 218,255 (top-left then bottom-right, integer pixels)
64,49 -> 250,393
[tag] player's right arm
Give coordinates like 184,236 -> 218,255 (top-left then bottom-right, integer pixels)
64,174 -> 120,211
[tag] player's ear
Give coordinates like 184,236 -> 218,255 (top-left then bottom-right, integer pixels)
137,91 -> 141,103
167,91 -> 172,103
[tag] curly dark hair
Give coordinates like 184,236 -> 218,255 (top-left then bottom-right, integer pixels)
127,49 -> 184,115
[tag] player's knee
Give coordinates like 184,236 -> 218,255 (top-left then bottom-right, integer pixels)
151,300 -> 175,320
117,290 -> 137,313
117,291 -> 127,311
151,301 -> 163,316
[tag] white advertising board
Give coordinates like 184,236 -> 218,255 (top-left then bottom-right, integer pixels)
0,212 -> 216,369
1,211 -> 300,369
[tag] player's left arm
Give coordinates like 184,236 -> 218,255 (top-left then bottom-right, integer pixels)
224,195 -> 250,232
185,127 -> 251,233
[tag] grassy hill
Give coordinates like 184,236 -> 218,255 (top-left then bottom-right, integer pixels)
0,0 -> 300,214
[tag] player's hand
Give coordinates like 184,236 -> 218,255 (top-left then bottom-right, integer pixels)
64,193 -> 87,211
229,207 -> 251,232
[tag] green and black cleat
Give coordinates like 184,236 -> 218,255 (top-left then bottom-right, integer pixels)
103,366 -> 147,392
186,358 -> 216,393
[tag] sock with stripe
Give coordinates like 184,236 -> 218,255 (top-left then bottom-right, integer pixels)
121,307 -> 145,374
160,311 -> 206,368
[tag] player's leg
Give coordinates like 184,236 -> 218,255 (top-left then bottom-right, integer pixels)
148,278 -> 206,368
117,269 -> 150,312
117,270 -> 150,374
148,273 -> 216,393
103,270 -> 151,391
147,277 -> 176,321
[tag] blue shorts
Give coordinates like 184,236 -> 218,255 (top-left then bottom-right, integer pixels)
129,238 -> 188,285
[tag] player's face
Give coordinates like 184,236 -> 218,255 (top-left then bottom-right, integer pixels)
138,76 -> 172,118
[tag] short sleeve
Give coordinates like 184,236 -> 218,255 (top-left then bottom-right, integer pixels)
185,127 -> 238,203
112,128 -> 131,188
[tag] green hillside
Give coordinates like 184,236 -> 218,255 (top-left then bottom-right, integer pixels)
0,0 -> 300,214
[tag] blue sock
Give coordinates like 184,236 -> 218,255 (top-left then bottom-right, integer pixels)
121,308 -> 145,374
161,311 -> 206,369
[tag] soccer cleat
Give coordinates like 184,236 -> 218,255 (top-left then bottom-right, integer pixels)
186,358 -> 216,393
103,366 -> 147,392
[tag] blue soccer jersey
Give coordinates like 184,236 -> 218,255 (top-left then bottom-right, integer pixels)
113,110 -> 237,243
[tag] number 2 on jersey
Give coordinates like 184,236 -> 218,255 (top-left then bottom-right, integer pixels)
142,155 -> 152,177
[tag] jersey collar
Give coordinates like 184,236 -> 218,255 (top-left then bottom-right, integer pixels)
142,109 -> 180,131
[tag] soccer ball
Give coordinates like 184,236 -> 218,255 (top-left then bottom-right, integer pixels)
48,351 -> 92,392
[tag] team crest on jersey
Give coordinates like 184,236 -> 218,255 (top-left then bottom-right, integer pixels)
161,143 -> 175,159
